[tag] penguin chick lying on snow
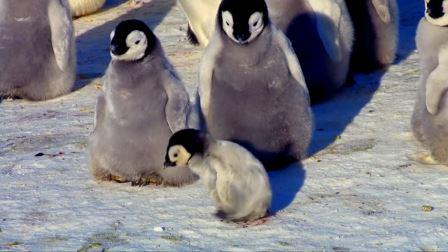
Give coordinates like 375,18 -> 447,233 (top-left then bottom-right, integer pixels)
164,129 -> 272,222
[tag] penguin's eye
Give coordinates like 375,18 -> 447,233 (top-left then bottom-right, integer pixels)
174,153 -> 178,158
249,12 -> 263,30
135,40 -> 140,45
226,21 -> 230,26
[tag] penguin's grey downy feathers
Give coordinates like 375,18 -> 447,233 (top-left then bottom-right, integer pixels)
89,19 -> 197,186
199,0 -> 313,169
165,129 -> 272,222
0,0 -> 76,101
412,3 -> 448,163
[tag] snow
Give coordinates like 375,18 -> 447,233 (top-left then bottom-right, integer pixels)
0,0 -> 447,250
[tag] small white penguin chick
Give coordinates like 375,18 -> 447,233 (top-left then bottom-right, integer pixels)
164,129 -> 272,223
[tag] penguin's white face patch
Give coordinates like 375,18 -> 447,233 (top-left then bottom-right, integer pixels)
111,30 -> 148,61
222,11 -> 236,42
425,0 -> 448,26
168,145 -> 192,166
247,12 -> 264,43
221,11 -> 264,44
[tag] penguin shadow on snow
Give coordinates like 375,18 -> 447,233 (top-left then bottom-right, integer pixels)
309,0 -> 423,154
74,0 -> 176,90
395,0 -> 423,65
268,163 -> 306,214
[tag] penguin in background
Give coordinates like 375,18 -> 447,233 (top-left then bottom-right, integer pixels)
411,0 -> 448,164
178,0 -> 221,46
345,0 -> 399,72
0,0 -> 76,101
89,20 -> 197,186
198,0 -> 313,170
178,0 -> 354,102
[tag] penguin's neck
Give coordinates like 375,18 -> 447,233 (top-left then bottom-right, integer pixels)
219,25 -> 274,67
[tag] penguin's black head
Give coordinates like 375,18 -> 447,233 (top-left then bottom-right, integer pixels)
164,129 -> 206,168
425,0 -> 448,26
218,0 -> 270,45
109,19 -> 157,61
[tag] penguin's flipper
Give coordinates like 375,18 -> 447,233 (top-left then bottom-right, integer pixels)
199,33 -> 222,118
425,67 -> 448,115
48,0 -> 73,71
371,0 -> 392,23
309,0 -> 342,62
163,71 -> 190,133
273,28 -> 309,96
94,94 -> 106,131
426,45 -> 448,115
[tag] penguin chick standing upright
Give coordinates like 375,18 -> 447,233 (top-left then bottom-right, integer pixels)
345,0 -> 399,72
164,129 -> 272,222
89,20 -> 197,186
411,0 -> 448,164
199,0 -> 313,169
0,0 -> 76,101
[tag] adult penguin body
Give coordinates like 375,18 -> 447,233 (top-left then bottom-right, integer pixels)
199,0 -> 313,169
89,20 -> 197,185
0,0 -> 76,101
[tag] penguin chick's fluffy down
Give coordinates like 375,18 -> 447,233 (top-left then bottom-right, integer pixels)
165,129 -> 272,222
89,19 -> 197,186
0,0 -> 76,101
412,0 -> 448,164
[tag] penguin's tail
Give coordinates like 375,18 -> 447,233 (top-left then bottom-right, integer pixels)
157,166 -> 198,186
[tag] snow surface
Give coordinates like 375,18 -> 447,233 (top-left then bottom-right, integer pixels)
0,0 -> 447,250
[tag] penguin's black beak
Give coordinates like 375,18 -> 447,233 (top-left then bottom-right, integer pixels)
164,160 -> 176,169
110,42 -> 128,56
235,32 -> 250,45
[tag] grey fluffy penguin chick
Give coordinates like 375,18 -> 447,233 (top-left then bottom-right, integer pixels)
198,0 -> 313,170
0,0 -> 76,101
268,0 -> 354,102
89,20 -> 197,186
345,0 -> 399,72
412,0 -> 448,164
178,0 -> 353,102
164,129 -> 272,222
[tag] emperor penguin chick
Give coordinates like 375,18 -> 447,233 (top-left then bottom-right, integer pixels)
199,0 -> 313,169
179,0 -> 353,102
89,20 -> 197,186
0,0 -> 76,101
412,1 -> 448,164
164,129 -> 272,222
345,0 -> 399,72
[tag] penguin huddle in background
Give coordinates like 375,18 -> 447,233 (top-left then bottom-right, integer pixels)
268,0 -> 354,102
198,0 -> 313,169
178,0 -> 354,102
411,0 -> 448,164
345,0 -> 399,72
89,20 -> 197,186
164,129 -> 272,222
0,0 -> 76,101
